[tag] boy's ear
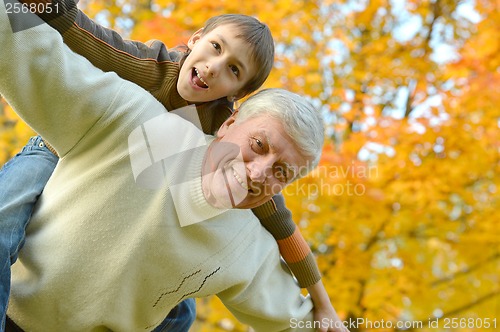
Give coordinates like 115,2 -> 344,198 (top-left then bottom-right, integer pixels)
216,110 -> 239,138
227,92 -> 245,103
187,28 -> 205,49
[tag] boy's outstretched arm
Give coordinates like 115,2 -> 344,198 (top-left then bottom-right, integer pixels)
0,0 -> 126,156
308,281 -> 349,332
19,0 -> 232,134
252,194 -> 348,332
251,194 -> 320,288
19,0 -> 184,106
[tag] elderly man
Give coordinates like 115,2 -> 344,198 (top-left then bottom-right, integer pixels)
0,2 -> 325,331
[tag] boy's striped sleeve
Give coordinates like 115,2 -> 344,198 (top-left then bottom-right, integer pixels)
251,193 -> 321,288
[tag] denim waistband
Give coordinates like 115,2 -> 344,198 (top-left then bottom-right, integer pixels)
25,135 -> 45,148
20,136 -> 52,154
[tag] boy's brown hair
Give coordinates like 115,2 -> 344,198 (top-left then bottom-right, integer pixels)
201,14 -> 275,99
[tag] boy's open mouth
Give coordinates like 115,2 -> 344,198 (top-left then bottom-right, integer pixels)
192,68 -> 209,89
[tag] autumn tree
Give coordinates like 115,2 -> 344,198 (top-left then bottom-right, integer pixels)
285,1 -> 499,331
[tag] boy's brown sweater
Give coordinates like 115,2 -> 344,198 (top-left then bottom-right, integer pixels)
25,0 -> 320,287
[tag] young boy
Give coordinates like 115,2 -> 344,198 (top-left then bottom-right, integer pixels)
2,1 -> 345,331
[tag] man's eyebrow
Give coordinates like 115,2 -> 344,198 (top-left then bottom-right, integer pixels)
217,34 -> 247,75
265,133 -> 296,181
264,133 -> 274,150
283,162 -> 297,182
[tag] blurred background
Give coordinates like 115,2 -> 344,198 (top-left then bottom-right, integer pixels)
1,0 -> 498,331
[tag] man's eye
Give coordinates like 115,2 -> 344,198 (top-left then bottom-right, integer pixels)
251,137 -> 264,151
255,138 -> 263,148
212,42 -> 221,52
230,65 -> 239,77
274,166 -> 288,183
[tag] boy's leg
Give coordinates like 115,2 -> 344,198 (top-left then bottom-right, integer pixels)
0,136 -> 58,331
152,299 -> 196,332
4,299 -> 196,332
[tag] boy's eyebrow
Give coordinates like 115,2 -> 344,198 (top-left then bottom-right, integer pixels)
217,34 -> 247,75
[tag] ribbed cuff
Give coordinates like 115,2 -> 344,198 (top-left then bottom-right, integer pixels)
288,252 -> 322,288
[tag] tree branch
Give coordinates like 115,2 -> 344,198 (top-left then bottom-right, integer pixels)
396,289 -> 500,331
431,252 -> 500,286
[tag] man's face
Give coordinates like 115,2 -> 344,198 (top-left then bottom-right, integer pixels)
177,24 -> 256,103
202,113 -> 309,209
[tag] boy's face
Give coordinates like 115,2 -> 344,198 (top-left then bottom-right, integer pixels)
201,113 -> 309,209
177,24 -> 257,103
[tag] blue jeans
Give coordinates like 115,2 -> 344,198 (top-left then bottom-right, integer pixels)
0,136 -> 195,332
0,136 -> 58,331
152,298 -> 196,332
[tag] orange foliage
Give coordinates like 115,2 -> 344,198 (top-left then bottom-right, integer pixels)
1,0 -> 499,331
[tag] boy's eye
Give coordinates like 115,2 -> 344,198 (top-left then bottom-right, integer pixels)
212,42 -> 221,53
230,65 -> 239,77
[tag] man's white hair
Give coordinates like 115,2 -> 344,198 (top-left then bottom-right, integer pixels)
237,88 -> 325,178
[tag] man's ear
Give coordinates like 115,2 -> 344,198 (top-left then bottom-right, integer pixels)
187,28 -> 204,50
216,111 -> 239,138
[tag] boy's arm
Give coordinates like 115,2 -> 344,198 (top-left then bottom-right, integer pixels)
20,0 -> 234,135
21,0 -> 175,60
252,194 -> 348,332
251,193 -> 321,288
20,0 -> 184,108
308,281 -> 349,332
0,0 -> 125,156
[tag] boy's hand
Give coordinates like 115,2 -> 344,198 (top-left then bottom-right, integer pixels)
312,304 -> 349,332
308,280 -> 350,332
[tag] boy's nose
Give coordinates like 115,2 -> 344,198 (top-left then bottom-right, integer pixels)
207,60 -> 222,78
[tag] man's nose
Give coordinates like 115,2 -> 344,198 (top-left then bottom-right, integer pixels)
248,157 -> 274,183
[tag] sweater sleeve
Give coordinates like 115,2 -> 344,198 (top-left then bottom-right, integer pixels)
19,0 -> 187,107
217,224 -> 316,332
251,193 -> 322,288
222,282 -> 315,332
19,0 -> 236,136
0,0 -> 125,156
